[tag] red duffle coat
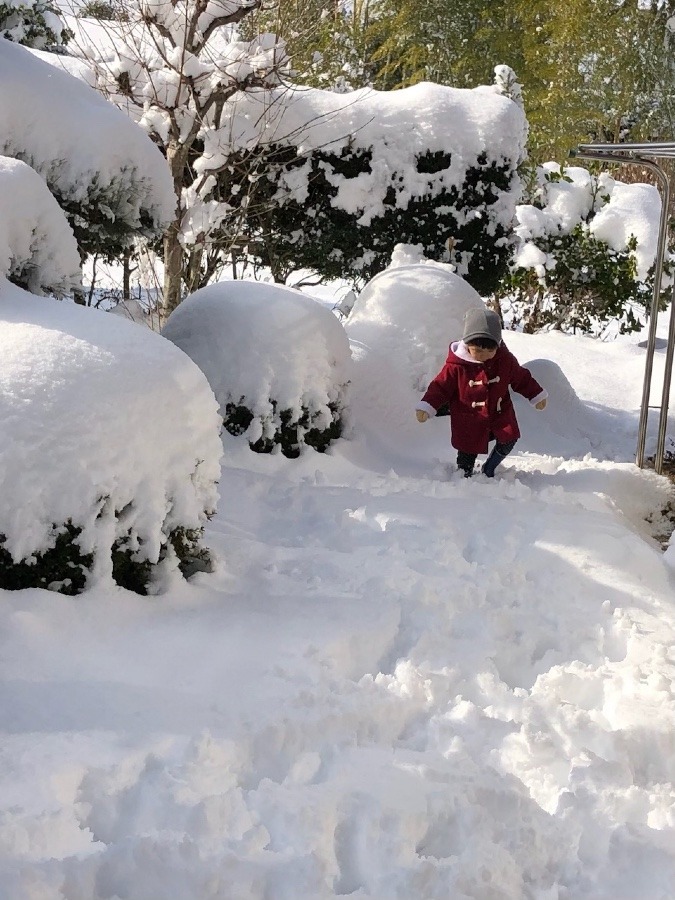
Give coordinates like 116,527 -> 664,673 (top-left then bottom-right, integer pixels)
419,341 -> 545,454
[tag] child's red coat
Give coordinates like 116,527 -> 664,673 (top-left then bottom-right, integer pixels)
420,342 -> 544,454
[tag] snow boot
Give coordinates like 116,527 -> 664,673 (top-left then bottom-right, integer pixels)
481,440 -> 517,478
457,451 -> 477,478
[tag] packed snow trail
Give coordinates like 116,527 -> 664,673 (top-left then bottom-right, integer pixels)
0,430 -> 674,899
2,268 -> 675,899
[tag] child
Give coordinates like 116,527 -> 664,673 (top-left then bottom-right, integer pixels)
415,308 -> 548,477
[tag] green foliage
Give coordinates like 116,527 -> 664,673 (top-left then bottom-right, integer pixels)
54,169 -> 159,260
0,523 -> 92,595
224,398 -> 344,459
169,527 -> 213,580
240,0 -> 375,91
78,0 -> 128,20
0,519 -> 212,596
366,0 -> 675,164
0,0 -> 70,49
501,227 -> 653,336
370,0 -> 496,91
220,144 -> 515,294
0,150 -> 161,262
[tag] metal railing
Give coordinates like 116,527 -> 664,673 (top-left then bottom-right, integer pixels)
571,141 -> 675,474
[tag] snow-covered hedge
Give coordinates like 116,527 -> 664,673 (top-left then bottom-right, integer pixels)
0,36 -> 174,258
194,71 -> 527,293
0,0 -> 69,49
0,156 -> 80,295
0,280 -> 222,594
162,280 -> 352,458
498,164 -> 664,336
346,245 -> 485,393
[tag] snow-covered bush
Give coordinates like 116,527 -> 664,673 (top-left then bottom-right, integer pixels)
346,245 -> 485,393
0,0 -> 69,49
0,280 -> 222,594
0,156 -> 81,294
0,37 -> 174,260
497,164 -> 665,337
198,73 -> 527,294
162,280 -> 352,458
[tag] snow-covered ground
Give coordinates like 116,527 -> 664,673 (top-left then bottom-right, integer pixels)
1,294 -> 675,899
1,13 -> 673,896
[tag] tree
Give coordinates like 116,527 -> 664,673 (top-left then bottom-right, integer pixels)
0,32 -> 222,595
241,0 -> 376,91
369,0 -> 496,90
367,0 -> 675,164
70,0 -> 290,314
204,69 -> 527,295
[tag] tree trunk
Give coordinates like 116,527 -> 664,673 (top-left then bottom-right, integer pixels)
163,220 -> 184,315
122,248 -> 131,302
162,140 -> 188,316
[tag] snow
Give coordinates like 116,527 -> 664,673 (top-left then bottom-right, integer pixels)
345,249 -> 484,394
0,278 -> 222,576
513,164 -> 662,282
0,156 -> 81,295
59,13 -> 287,137
55,28 -> 525,266
0,0 -> 67,48
161,279 -> 352,438
590,182 -> 661,281
197,79 -> 526,228
1,262 -> 675,897
0,37 -> 174,241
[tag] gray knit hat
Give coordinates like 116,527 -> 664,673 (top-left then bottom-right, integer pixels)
462,308 -> 502,344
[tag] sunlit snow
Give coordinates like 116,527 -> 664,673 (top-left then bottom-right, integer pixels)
0,279 -> 222,574
1,265 -> 674,898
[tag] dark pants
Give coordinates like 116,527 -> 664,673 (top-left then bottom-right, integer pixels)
457,439 -> 517,477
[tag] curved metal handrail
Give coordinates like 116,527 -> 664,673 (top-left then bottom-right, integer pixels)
570,144 -> 675,475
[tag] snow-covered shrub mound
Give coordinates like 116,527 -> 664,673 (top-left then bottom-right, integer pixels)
0,279 -> 222,595
0,37 -> 174,257
198,70 -> 527,294
501,163 -> 663,336
0,156 -> 80,295
162,280 -> 352,458
514,165 -> 660,280
345,250 -> 485,393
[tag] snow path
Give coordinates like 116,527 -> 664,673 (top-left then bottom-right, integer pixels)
0,434 -> 674,899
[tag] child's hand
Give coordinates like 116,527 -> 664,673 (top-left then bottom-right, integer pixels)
416,410 -> 429,423
535,399 -> 547,410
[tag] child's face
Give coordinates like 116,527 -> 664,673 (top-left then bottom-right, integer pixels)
466,344 -> 497,362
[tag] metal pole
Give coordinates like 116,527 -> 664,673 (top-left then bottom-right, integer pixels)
577,141 -> 675,156
572,149 -> 671,472
656,278 -> 675,471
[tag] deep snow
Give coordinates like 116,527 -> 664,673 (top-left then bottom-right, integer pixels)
1,281 -> 675,898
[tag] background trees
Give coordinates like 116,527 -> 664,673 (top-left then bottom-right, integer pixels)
367,0 -> 675,164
